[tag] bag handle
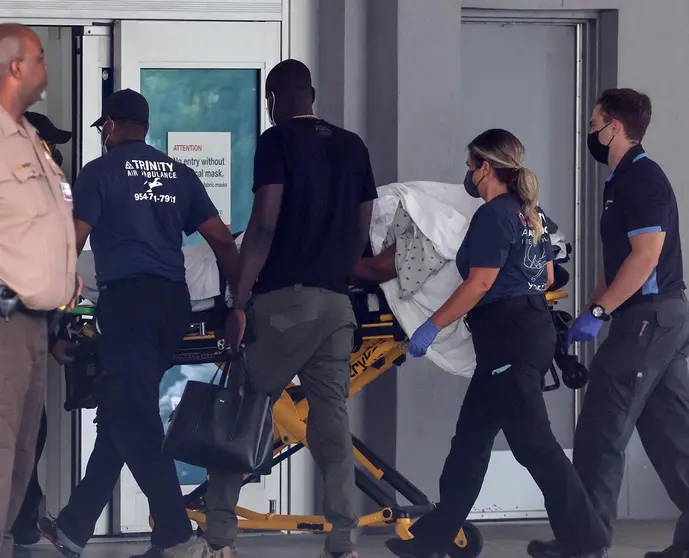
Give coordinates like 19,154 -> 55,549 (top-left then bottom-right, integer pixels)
209,350 -> 251,389
190,357 -> 237,434
188,351 -> 255,436
209,361 -> 230,387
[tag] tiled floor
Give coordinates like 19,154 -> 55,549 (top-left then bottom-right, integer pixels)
14,520 -> 676,558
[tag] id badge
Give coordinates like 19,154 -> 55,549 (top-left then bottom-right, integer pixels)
60,182 -> 73,202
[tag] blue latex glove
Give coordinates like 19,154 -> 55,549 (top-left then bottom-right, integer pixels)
566,310 -> 604,347
409,319 -> 441,357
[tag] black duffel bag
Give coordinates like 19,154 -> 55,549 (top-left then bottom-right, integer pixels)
162,352 -> 273,474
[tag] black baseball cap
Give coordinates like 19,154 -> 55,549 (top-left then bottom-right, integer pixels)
24,112 -> 72,144
91,88 -> 149,128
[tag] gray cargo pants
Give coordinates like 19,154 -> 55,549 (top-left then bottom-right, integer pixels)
205,286 -> 358,553
574,292 -> 689,548
0,312 -> 47,558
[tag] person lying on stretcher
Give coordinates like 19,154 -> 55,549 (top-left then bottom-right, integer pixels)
347,180 -> 572,379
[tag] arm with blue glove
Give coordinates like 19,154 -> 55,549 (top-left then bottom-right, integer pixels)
568,232 -> 665,346
565,310 -> 605,347
408,267 -> 500,357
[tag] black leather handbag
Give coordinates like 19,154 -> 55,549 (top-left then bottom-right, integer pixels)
162,353 -> 274,474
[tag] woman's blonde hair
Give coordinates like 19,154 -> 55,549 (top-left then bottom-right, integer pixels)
468,129 -> 543,244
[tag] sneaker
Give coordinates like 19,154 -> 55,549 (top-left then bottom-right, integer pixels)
528,539 -> 563,558
645,544 -> 689,558
185,538 -> 236,558
130,539 -> 197,558
38,517 -> 83,558
316,551 -> 358,558
385,538 -> 441,558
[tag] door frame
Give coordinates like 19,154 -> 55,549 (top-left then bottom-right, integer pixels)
462,8 -> 601,427
460,9 -> 600,521
111,19 -> 283,535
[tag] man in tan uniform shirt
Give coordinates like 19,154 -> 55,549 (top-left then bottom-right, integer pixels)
0,24 -> 77,558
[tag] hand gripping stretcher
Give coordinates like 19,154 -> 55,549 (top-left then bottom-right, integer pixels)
60,287 -> 571,558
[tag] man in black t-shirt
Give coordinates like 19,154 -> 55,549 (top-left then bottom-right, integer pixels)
191,60 -> 376,558
529,90 -> 689,558
39,89 -> 244,558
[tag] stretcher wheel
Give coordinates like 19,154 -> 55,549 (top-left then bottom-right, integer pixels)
448,522 -> 483,558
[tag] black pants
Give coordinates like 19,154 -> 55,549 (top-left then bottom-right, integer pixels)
574,292 -> 689,548
57,276 -> 193,549
410,295 -> 608,557
11,407 -> 47,535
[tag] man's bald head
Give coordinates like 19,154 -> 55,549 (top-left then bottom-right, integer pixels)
265,59 -> 315,124
266,59 -> 313,96
0,24 -> 47,117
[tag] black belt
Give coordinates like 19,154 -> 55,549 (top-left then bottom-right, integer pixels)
0,287 -> 48,319
19,305 -> 48,318
614,289 -> 685,316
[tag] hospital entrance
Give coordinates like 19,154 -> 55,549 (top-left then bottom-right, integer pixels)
8,1 -> 681,553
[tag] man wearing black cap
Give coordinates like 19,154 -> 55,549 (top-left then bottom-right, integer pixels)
24,111 -> 72,167
39,89 -> 245,558
9,112 -> 73,547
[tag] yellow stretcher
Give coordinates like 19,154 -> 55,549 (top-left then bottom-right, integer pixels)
64,288 -> 569,558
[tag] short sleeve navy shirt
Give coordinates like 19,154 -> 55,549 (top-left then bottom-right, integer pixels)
73,141 -> 219,285
600,145 -> 685,306
456,193 -> 553,307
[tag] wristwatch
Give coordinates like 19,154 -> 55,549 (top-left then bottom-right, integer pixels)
231,302 -> 247,311
590,304 -> 611,322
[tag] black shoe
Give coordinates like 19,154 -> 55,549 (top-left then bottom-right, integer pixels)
384,538 -> 441,558
645,544 -> 689,558
528,539 -> 564,558
130,539 -> 196,558
12,527 -> 41,546
528,539 -> 608,558
37,517 -> 82,558
130,547 -> 165,558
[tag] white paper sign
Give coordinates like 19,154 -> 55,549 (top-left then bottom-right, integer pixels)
167,132 -> 232,224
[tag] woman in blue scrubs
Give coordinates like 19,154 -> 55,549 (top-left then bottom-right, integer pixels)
385,129 -> 608,558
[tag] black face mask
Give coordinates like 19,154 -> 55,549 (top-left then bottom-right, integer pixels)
463,170 -> 482,199
587,122 -> 613,165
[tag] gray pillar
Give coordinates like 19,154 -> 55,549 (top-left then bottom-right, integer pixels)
392,0 -> 467,503
317,0 -> 469,511
396,0 -> 464,182
317,0 -> 392,516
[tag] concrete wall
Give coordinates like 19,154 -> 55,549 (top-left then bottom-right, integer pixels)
316,0 -> 689,523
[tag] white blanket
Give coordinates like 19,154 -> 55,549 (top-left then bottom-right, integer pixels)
183,234 -> 245,310
371,182 -> 484,378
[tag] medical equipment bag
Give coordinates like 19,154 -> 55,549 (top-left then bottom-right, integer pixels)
163,353 -> 273,474
63,339 -> 102,411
